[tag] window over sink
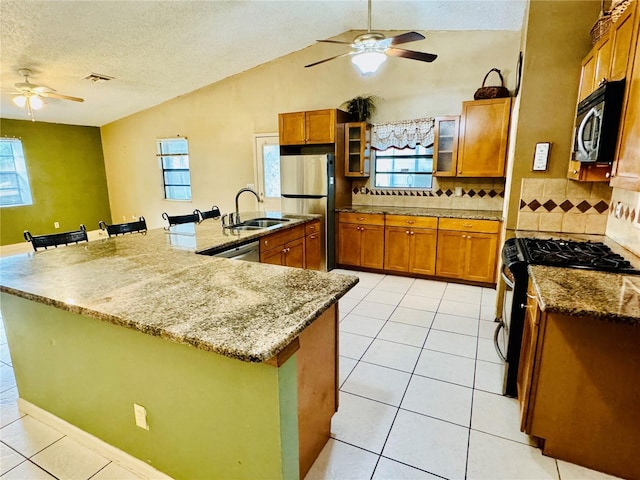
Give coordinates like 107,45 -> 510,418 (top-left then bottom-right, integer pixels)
373,144 -> 434,189
156,137 -> 191,201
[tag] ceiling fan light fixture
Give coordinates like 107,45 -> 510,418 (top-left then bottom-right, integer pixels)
12,95 -> 27,108
352,50 -> 387,75
29,95 -> 43,110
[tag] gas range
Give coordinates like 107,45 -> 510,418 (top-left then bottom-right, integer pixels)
518,238 -> 640,275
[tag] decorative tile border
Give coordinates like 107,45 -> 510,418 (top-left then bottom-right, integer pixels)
353,187 -> 505,198
609,201 -> 638,224
519,198 -> 609,214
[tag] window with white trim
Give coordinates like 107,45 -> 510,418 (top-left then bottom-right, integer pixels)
373,144 -> 434,189
156,138 -> 191,200
0,138 -> 33,207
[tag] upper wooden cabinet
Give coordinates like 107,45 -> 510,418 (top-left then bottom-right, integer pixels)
610,1 -> 638,81
611,0 -> 640,190
344,122 -> 371,177
433,116 -> 460,177
578,35 -> 612,101
279,109 -> 348,145
457,98 -> 512,177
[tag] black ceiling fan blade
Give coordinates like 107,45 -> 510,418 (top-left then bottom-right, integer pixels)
305,52 -> 352,68
386,47 -> 437,63
316,39 -> 353,45
380,31 -> 426,47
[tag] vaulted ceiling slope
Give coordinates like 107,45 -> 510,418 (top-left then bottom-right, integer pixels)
0,1 -> 526,127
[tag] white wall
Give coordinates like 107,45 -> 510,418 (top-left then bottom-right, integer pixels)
100,30 -> 521,229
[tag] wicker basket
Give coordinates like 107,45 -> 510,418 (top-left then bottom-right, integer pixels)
590,12 -> 612,44
610,0 -> 630,23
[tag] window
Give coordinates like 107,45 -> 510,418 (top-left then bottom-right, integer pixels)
374,144 -> 434,189
0,138 -> 33,207
156,138 -> 191,200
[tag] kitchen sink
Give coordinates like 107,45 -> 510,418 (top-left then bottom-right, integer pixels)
226,217 -> 290,230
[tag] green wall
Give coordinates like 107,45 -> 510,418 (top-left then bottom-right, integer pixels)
1,293 -> 299,479
0,118 -> 111,245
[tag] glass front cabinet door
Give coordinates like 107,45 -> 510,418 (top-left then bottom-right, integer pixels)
345,122 -> 371,177
433,116 -> 460,177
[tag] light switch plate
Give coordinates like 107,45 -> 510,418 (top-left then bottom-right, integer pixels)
133,403 -> 149,430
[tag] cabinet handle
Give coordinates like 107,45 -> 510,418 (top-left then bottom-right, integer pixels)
605,172 -> 611,178
410,231 -> 414,235
462,223 -> 473,228
407,220 -> 415,224
458,171 -> 462,174
310,234 -> 316,239
573,170 -> 578,174
357,217 -> 365,221
462,235 -> 466,239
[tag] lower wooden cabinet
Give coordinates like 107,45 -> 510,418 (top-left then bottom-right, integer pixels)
259,224 -> 306,268
384,215 -> 437,275
435,218 -> 499,283
337,213 -> 384,269
305,220 -> 322,271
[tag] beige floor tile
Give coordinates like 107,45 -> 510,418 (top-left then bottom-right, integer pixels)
401,376 -> 473,427
372,457 -> 441,479
1,442 -> 26,475
0,460 -> 57,480
0,416 -> 64,457
31,436 -> 109,480
304,438 -> 378,480
90,462 -> 146,480
414,349 -> 476,387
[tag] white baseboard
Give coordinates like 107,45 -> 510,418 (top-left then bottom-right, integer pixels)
17,398 -> 174,480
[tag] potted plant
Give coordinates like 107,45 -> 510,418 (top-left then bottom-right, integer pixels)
342,94 -> 379,122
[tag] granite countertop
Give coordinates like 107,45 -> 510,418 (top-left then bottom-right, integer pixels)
529,265 -> 640,325
515,230 -> 640,325
0,221 -> 358,363
336,205 -> 503,221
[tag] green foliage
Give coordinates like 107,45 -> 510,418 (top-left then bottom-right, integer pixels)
342,94 -> 379,122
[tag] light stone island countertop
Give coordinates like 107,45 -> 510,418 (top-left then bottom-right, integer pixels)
516,231 -> 640,325
0,216 -> 358,363
336,205 -> 503,221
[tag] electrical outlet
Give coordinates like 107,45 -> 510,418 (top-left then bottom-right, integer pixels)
246,183 -> 255,190
54,222 -> 60,229
454,187 -> 463,197
133,403 -> 149,430
132,215 -> 137,220
122,216 -> 127,221
614,201 -> 623,219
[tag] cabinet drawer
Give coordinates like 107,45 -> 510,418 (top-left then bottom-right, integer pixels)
385,215 -> 437,229
305,220 -> 322,236
260,224 -> 305,251
439,218 -> 500,233
338,212 -> 385,225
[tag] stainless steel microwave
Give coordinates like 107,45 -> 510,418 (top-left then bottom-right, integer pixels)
572,79 -> 625,163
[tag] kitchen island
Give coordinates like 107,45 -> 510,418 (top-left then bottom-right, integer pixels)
0,221 -> 358,480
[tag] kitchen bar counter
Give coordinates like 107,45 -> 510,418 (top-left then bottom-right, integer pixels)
0,221 -> 356,362
336,205 -> 503,221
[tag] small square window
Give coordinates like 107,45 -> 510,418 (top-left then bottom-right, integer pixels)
156,138 -> 191,200
0,138 -> 33,207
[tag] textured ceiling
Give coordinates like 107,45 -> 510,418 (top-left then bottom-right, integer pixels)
0,1 -> 527,127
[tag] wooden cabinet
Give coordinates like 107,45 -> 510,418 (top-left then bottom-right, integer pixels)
457,98 -> 511,177
337,213 -> 384,269
567,160 -> 611,182
259,224 -> 306,268
578,35 -> 612,101
612,0 -> 640,190
609,1 -> 637,82
384,215 -> 438,275
435,218 -> 500,283
517,281 -> 542,434
278,109 -> 344,145
304,220 -> 322,271
516,278 -> 640,480
433,116 -> 460,177
344,122 -> 371,177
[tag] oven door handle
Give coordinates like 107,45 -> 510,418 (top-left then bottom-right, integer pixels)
494,321 -> 507,362
501,264 -> 515,289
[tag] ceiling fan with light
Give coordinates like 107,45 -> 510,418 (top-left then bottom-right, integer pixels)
9,68 -> 84,121
305,0 -> 437,74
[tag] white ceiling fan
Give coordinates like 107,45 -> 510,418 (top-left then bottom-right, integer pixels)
10,68 -> 84,121
305,0 -> 437,74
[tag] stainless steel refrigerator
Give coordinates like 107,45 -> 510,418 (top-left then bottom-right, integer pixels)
280,154 -> 336,271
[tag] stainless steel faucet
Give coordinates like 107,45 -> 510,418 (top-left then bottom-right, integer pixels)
234,187 -> 261,224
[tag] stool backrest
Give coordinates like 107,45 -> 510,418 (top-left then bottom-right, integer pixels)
99,217 -> 147,237
194,206 -> 221,221
162,212 -> 199,226
24,225 -> 88,251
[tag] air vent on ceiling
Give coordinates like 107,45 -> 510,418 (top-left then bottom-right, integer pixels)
82,73 -> 114,83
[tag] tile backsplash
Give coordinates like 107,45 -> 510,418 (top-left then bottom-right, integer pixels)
517,178 -> 612,234
606,188 -> 640,257
351,178 -> 505,211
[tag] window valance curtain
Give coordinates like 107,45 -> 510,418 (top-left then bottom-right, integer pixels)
371,117 -> 435,150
